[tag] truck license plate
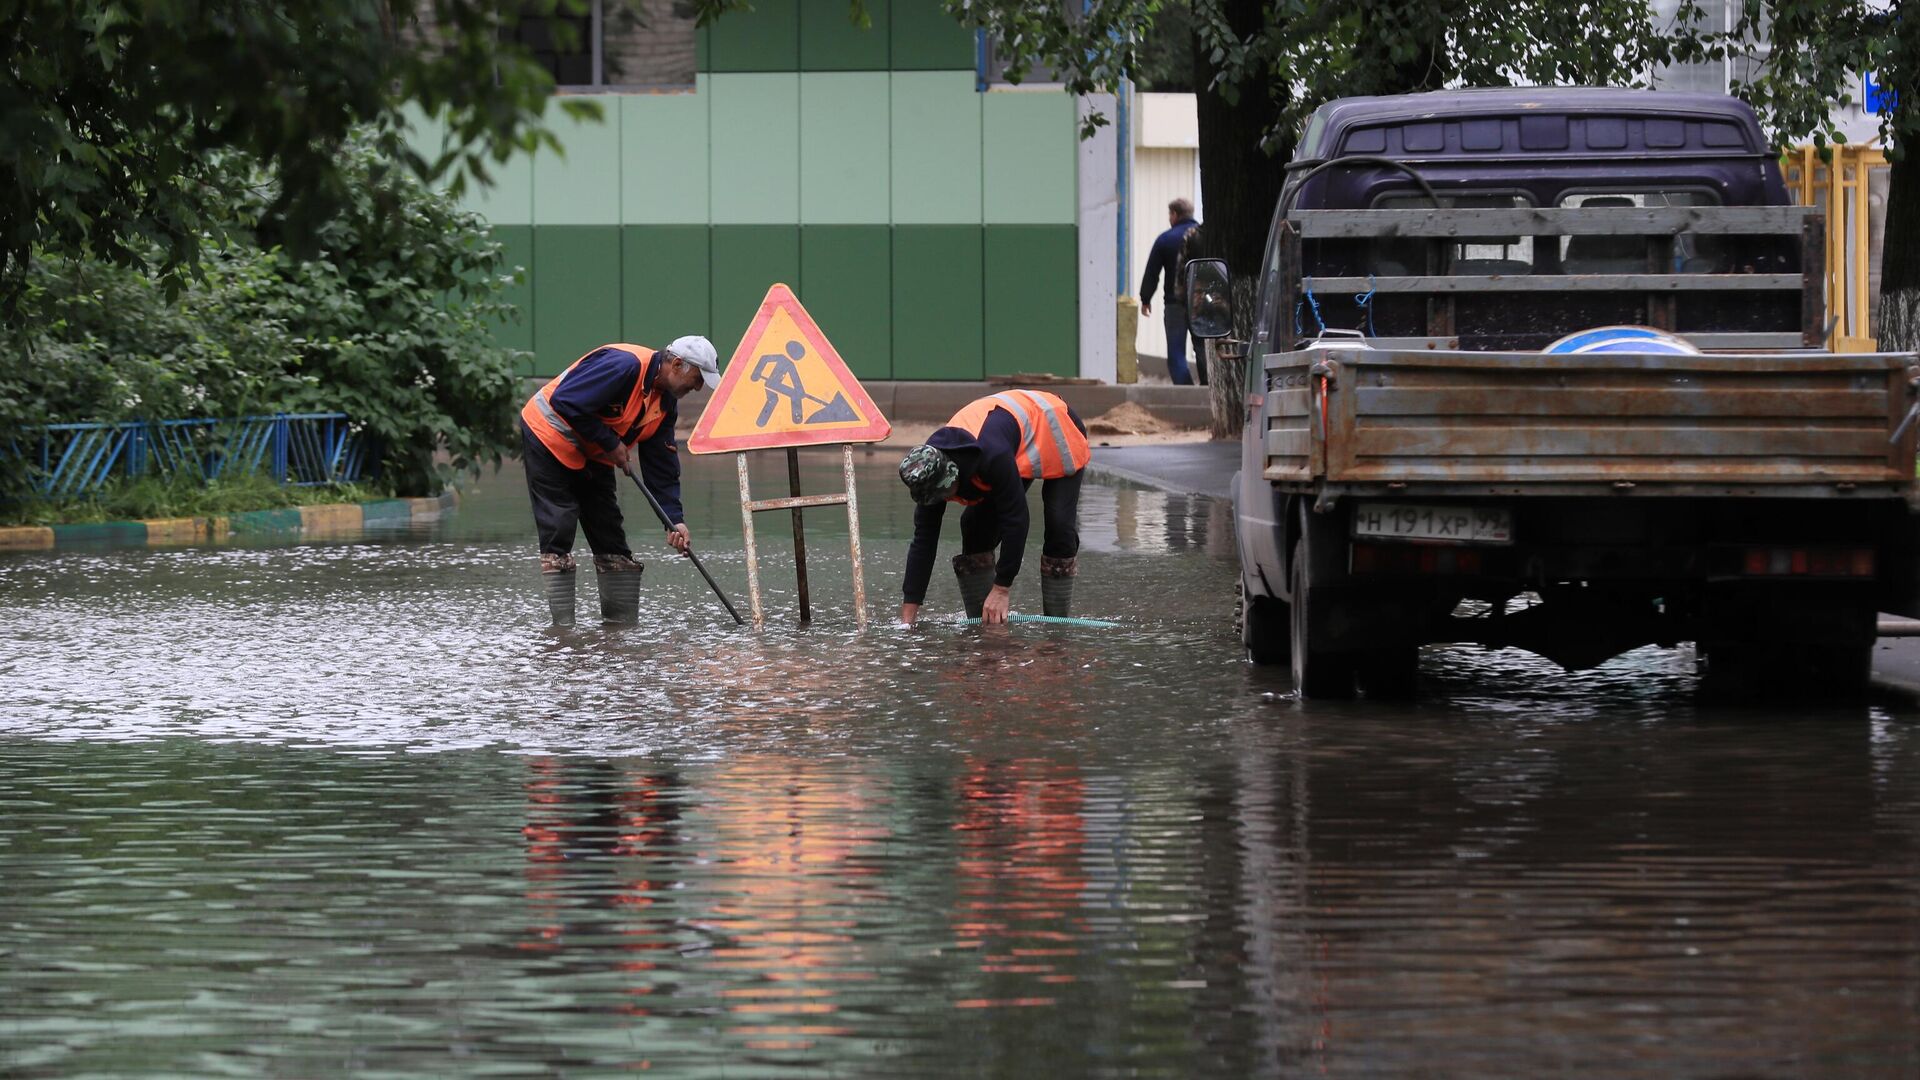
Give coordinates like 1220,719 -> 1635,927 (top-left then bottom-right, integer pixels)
1352,504 -> 1512,545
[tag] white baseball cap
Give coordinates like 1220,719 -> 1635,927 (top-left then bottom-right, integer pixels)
667,335 -> 721,389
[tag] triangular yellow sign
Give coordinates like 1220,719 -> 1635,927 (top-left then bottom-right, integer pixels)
688,284 -> 891,454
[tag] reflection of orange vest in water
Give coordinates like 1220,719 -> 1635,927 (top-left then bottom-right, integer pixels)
946,390 -> 1091,484
520,345 -> 668,469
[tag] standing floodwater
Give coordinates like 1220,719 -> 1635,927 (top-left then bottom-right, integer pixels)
4,451 -> 1919,1076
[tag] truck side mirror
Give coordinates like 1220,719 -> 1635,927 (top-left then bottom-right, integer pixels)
1184,259 -> 1233,339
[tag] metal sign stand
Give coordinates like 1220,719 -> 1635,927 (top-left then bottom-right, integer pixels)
735,444 -> 866,629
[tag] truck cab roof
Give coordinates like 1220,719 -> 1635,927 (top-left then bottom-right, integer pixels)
1273,88 -> 1798,352
1295,87 -> 1772,166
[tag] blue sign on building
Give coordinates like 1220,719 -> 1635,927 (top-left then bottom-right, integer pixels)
1865,72 -> 1896,116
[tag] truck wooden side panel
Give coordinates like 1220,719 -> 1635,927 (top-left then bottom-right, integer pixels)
1264,349 -> 1920,495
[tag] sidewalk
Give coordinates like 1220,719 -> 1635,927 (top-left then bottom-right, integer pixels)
1085,441 -> 1238,501
628,377 -> 1217,437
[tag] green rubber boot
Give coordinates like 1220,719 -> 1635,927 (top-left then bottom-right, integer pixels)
1040,555 -> 1076,618
540,553 -> 577,627
594,553 -> 645,625
953,551 -> 996,619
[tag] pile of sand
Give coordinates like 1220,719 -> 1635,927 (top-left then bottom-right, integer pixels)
1085,401 -> 1175,437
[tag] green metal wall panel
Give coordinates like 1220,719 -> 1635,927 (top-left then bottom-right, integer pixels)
800,73 -> 891,224
533,100 -> 623,225
622,78 -> 710,224
622,226 -> 712,350
461,143 -> 535,226
711,226 -> 801,355
983,226 -> 1076,377
892,226 -> 982,380
800,226 -> 891,379
397,103 -> 446,172
532,227 -> 624,377
489,225 -> 537,370
982,90 -> 1076,225
707,0 -> 798,71
890,72 -> 981,224
710,74 -> 801,224
890,0 -> 974,70
801,0 -> 889,70
696,26 -> 709,71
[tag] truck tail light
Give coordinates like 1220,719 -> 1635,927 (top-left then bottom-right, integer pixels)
1736,546 -> 1875,578
1351,542 -> 1483,576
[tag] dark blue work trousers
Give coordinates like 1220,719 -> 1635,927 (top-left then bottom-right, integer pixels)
1164,303 -> 1194,386
522,422 -> 632,559
958,471 -> 1084,561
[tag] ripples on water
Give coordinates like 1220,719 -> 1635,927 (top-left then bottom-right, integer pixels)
3,453 -> 1919,1076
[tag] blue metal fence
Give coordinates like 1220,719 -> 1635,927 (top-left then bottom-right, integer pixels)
10,414 -> 372,498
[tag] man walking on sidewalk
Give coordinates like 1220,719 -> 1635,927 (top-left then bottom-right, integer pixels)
1140,197 -> 1201,385
519,338 -> 720,625
895,389 -> 1091,626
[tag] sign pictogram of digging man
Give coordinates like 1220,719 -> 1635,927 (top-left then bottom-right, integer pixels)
751,340 -> 858,428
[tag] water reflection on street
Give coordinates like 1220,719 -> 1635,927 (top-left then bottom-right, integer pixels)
2,450 -> 1918,1076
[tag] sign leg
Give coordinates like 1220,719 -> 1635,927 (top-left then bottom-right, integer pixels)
736,453 -> 764,628
844,443 -> 867,630
787,446 -> 811,625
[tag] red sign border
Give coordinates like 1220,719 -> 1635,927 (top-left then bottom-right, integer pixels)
687,283 -> 892,454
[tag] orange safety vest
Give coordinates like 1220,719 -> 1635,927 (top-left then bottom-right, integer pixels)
945,390 -> 1091,484
520,345 -> 669,469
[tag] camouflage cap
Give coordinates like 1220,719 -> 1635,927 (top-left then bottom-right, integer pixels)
898,444 -> 959,506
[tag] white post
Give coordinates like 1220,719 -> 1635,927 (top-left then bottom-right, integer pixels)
843,444 -> 867,629
735,453 -> 764,628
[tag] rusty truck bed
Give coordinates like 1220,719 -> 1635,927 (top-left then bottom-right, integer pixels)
1263,348 -> 1920,498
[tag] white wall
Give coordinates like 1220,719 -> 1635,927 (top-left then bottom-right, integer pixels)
1126,92 -> 1203,365
1078,93 -> 1119,382
1130,149 -> 1203,361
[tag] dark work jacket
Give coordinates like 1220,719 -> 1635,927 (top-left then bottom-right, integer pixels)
900,409 -> 1031,604
546,346 -> 685,524
1140,217 -> 1199,307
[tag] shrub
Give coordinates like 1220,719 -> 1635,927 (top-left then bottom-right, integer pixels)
1,133 -> 528,500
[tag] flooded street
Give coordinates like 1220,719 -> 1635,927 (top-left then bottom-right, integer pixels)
4,450 -> 1920,1076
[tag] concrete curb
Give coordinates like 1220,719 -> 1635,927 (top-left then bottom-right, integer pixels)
0,490 -> 458,552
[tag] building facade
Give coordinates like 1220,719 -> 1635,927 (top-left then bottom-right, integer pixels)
406,0 -> 1102,382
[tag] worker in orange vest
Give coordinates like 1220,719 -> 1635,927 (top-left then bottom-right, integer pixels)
520,337 -> 719,625
897,389 -> 1092,626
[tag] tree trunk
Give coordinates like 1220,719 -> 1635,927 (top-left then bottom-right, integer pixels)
1881,153 -> 1920,352
1189,0 -> 1291,440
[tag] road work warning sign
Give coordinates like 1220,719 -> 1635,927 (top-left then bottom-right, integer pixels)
688,283 -> 891,454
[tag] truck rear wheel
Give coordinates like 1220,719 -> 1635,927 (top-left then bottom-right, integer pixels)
1356,646 -> 1420,699
1290,510 -> 1356,699
1242,588 -> 1290,665
1700,589 -> 1876,699
1703,640 -> 1873,699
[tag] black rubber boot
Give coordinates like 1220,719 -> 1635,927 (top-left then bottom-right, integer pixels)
594,553 -> 645,624
1040,555 -> 1076,617
541,553 -> 577,626
953,551 -> 995,619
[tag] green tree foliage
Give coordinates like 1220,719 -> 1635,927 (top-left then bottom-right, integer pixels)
1646,1 -> 1911,348
950,0 -> 1916,422
2,134 -> 526,498
952,0 -> 1707,431
1131,0 -> 1193,93
0,0 -> 600,307
956,0 -> 1701,221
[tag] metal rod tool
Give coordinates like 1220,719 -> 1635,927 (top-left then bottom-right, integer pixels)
622,463 -> 745,625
